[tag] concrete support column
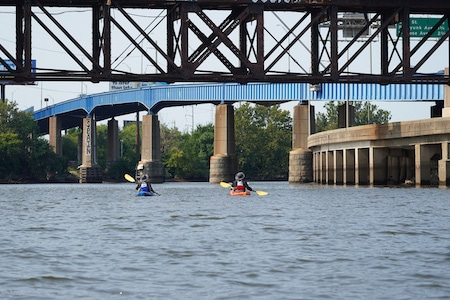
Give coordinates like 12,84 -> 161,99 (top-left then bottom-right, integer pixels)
79,117 -> 102,183
327,150 -> 334,184
338,103 -> 355,128
139,113 -> 164,183
354,148 -> 360,185
107,118 -> 120,164
438,141 -> 450,186
335,150 -> 344,184
289,104 -> 313,183
443,68 -> 450,117
209,104 -> 237,183
313,152 -> 320,183
320,151 -> 326,183
49,116 -> 62,155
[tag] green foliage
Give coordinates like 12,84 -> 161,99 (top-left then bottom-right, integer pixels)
234,103 -> 292,180
315,101 -> 391,132
163,124 -> 214,180
62,127 -> 80,164
0,100 -> 66,181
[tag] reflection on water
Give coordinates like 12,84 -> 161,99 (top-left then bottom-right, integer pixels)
0,182 -> 449,299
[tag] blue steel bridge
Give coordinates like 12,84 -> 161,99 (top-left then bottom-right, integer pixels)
33,82 -> 444,134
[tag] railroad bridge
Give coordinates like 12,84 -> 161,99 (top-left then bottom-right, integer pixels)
1,0 -> 450,85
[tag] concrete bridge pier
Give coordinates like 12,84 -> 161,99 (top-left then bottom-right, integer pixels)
79,116 -> 102,183
138,113 -> 164,183
107,118 -> 120,164
209,104 -> 237,183
49,116 -> 62,155
289,103 -> 313,183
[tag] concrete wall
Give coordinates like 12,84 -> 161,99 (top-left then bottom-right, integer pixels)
309,117 -> 450,186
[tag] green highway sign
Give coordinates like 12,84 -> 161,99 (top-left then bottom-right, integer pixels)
396,17 -> 449,38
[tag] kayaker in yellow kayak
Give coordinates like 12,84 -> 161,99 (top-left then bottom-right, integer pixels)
231,172 -> 254,193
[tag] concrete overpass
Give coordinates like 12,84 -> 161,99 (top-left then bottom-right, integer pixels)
32,81 -> 449,185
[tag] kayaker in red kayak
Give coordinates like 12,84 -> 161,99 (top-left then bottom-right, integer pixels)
231,172 -> 254,193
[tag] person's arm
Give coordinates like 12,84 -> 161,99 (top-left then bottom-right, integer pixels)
231,180 -> 237,190
245,181 -> 253,191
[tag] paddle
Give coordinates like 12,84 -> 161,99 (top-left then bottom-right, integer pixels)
219,181 -> 268,196
124,173 -> 136,183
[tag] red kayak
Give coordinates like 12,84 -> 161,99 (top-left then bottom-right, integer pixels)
229,190 -> 251,196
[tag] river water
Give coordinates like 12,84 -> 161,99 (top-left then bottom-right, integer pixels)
1,182 -> 449,299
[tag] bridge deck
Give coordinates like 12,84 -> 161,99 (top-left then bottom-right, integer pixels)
33,82 -> 444,134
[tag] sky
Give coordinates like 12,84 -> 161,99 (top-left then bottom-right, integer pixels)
0,6 -> 445,131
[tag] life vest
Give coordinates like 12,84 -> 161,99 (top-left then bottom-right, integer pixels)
140,181 -> 149,192
236,180 -> 245,191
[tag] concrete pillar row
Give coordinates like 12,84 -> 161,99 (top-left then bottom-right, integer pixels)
138,113 -> 164,183
79,117 -> 102,183
209,104 -> 237,183
49,116 -> 62,155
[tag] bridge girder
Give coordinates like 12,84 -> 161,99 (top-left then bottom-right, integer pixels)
1,0 -> 450,85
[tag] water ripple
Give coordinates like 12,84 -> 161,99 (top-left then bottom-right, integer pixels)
0,182 -> 449,299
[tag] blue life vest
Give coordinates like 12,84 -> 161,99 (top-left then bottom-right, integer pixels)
140,182 -> 149,192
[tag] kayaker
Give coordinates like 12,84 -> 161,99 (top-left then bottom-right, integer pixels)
231,172 -> 254,192
136,174 -> 156,194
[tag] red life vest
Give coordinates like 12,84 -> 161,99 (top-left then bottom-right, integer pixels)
236,180 -> 245,191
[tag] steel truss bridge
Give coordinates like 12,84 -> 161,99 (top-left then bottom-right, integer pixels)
1,0 -> 450,85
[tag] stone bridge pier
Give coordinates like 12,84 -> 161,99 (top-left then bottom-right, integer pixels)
137,113 -> 164,183
209,104 -> 237,183
289,103 -> 314,183
79,116 -> 102,183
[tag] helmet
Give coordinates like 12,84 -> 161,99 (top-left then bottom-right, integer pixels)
235,172 -> 245,180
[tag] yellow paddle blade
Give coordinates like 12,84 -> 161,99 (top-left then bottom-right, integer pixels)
220,181 -> 231,188
124,173 -> 136,183
256,190 -> 268,196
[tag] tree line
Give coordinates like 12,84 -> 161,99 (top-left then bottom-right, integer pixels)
0,99 -> 390,182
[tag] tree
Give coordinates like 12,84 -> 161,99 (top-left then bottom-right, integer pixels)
234,103 -> 292,180
164,124 -> 214,180
62,128 -> 80,164
0,100 -> 66,181
316,101 -> 391,132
